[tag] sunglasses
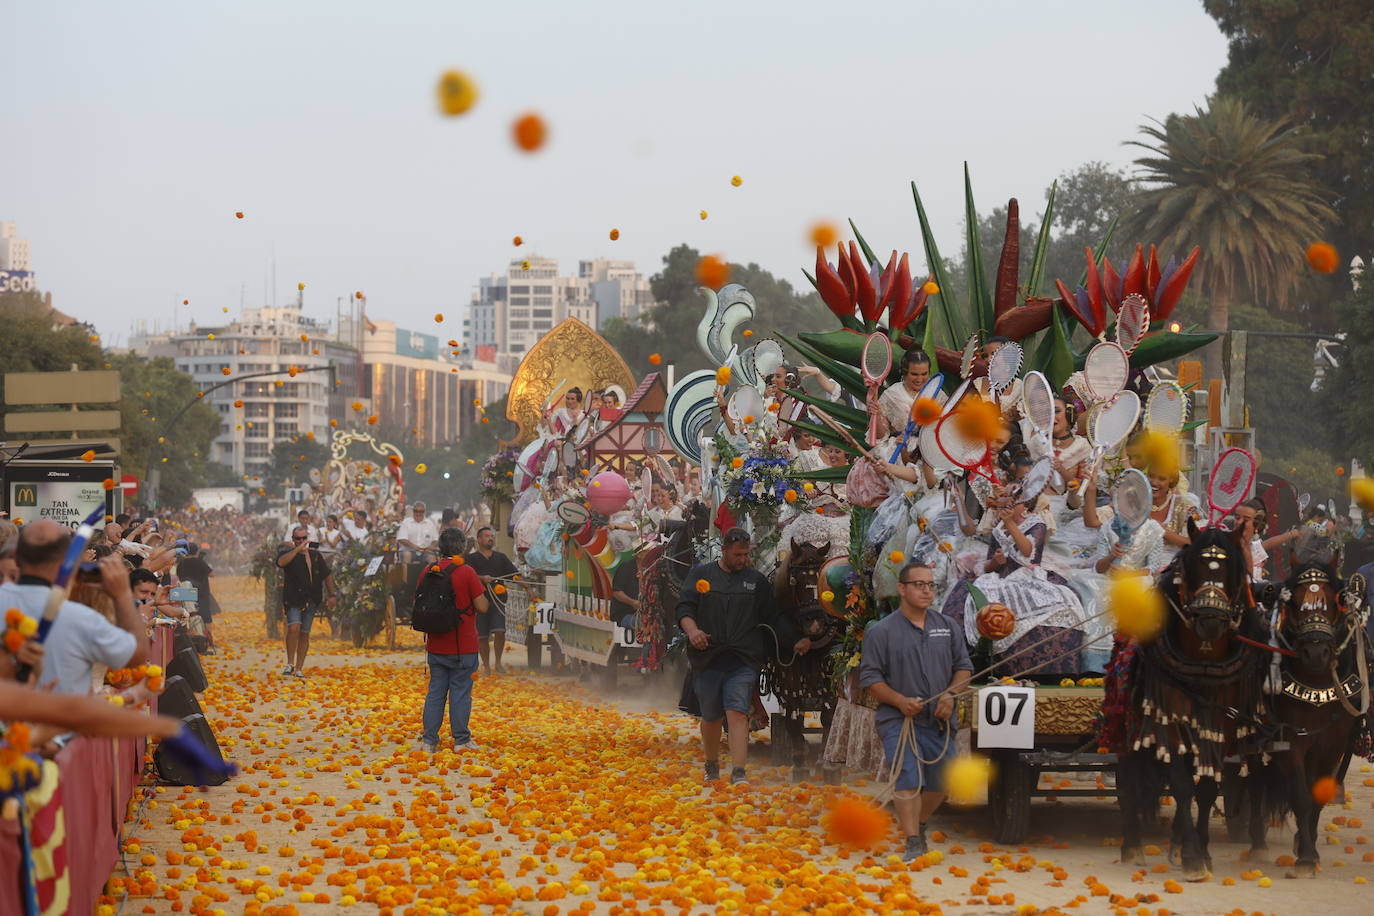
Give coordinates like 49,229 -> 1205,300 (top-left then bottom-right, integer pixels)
293,536 -> 307,541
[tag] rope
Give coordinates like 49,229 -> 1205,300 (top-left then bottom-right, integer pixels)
874,716 -> 954,805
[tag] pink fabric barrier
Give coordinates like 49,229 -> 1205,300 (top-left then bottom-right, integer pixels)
0,626 -> 173,915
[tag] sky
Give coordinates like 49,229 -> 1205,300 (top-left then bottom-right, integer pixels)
3,0 -> 1230,347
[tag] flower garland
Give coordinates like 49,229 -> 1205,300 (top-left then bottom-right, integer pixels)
0,722 -> 42,794
480,446 -> 521,504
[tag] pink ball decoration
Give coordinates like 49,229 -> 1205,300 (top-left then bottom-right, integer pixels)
587,471 -> 631,515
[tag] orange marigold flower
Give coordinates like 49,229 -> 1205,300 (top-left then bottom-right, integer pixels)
823,796 -> 891,849
512,112 -> 548,152
696,254 -> 729,290
809,222 -> 838,248
695,579 -> 710,594
912,396 -> 942,426
1306,241 -> 1339,274
648,353 -> 662,365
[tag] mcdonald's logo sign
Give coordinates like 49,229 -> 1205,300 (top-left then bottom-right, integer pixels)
13,485 -> 38,507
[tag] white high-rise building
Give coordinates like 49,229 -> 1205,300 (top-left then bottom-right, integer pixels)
580,258 -> 654,325
468,256 -> 598,358
138,302 -> 358,476
0,221 -> 34,272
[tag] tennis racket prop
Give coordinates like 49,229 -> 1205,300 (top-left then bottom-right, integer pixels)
1020,370 -> 1055,471
1076,389 -> 1141,497
1144,380 -> 1188,433
986,341 -> 1023,399
934,409 -> 995,483
861,331 -> 892,445
1082,341 -> 1130,404
1109,468 -> 1153,564
1206,447 -> 1257,528
1115,293 -> 1150,355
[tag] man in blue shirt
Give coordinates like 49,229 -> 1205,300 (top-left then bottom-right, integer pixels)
859,561 -> 973,861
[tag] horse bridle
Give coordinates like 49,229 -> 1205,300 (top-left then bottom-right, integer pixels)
1170,543 -> 1246,634
1280,565 -> 1370,717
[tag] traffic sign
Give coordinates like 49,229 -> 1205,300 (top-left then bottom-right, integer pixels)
120,473 -> 140,497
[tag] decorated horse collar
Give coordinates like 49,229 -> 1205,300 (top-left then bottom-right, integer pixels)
1280,669 -> 1365,708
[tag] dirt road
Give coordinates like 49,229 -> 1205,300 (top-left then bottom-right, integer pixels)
107,577 -> 1374,916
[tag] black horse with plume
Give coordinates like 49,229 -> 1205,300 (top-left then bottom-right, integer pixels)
765,537 -> 844,782
1240,559 -> 1370,877
637,501 -> 710,672
1112,519 -> 1271,881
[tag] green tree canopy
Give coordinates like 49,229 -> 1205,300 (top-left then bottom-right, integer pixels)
1125,96 -> 1336,374
111,353 -> 222,508
1206,0 -> 1374,304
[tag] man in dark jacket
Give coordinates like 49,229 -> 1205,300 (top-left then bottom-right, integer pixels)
676,527 -> 811,785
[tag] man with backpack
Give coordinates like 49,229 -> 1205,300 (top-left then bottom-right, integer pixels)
414,527 -> 488,753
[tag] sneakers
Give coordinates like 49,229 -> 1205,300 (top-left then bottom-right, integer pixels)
730,767 -> 748,786
455,739 -> 481,751
704,760 -> 721,782
902,832 -> 929,862
281,664 -> 294,677
291,669 -> 306,679
421,741 -> 437,754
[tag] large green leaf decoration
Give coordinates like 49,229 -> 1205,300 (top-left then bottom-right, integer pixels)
1070,330 -> 1219,372
963,164 -> 994,334
1046,305 -> 1076,389
911,181 -> 969,347
848,219 -> 881,268
1025,180 -> 1057,299
783,332 -> 866,400
784,387 -> 870,431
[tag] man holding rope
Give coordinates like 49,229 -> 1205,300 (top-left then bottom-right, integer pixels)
859,561 -> 971,861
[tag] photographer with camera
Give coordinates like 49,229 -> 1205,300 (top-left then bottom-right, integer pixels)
275,525 -> 336,679
0,519 -> 148,694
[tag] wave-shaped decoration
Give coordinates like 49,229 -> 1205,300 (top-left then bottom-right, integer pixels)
664,369 -> 719,466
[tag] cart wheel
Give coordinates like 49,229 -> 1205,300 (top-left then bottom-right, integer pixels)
384,596 -> 397,650
769,714 -> 791,766
527,635 -> 543,670
991,751 -> 1033,844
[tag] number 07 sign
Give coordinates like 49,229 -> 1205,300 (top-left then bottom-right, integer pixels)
975,686 -> 1034,749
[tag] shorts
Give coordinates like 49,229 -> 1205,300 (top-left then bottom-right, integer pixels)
692,659 -> 758,722
285,605 -> 319,635
476,604 -> 506,637
877,719 -> 955,793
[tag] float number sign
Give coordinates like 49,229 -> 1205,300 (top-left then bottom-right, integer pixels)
975,686 -> 1034,749
533,602 -> 556,636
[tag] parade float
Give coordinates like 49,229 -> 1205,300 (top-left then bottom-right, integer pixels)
482,170 -> 1276,826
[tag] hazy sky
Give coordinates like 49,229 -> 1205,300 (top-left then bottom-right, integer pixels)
5,1 -> 1228,345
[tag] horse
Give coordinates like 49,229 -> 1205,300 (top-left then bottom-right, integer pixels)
764,536 -> 845,782
1241,559 -> 1370,877
1113,519 -> 1270,881
636,501 -> 710,673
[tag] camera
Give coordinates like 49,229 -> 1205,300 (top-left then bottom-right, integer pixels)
309,541 -> 320,549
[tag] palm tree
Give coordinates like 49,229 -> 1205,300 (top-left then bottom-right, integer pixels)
1126,96 -> 1335,377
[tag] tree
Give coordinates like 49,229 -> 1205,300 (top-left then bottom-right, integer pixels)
0,292 -> 103,418
1205,0 -> 1374,307
262,436 -> 331,496
111,353 -> 221,508
603,244 -> 834,375
1126,96 -> 1336,376
1314,270 -> 1374,474
1042,162 -> 1138,290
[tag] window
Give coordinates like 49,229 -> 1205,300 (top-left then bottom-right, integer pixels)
245,442 -> 271,458
534,285 -> 552,294
275,402 -> 299,418
532,309 -> 552,318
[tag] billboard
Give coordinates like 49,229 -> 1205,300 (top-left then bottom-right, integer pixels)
4,461 -> 115,526
0,270 -> 36,294
395,328 -> 439,360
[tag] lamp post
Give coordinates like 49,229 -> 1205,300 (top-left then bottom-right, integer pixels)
143,364 -> 336,510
